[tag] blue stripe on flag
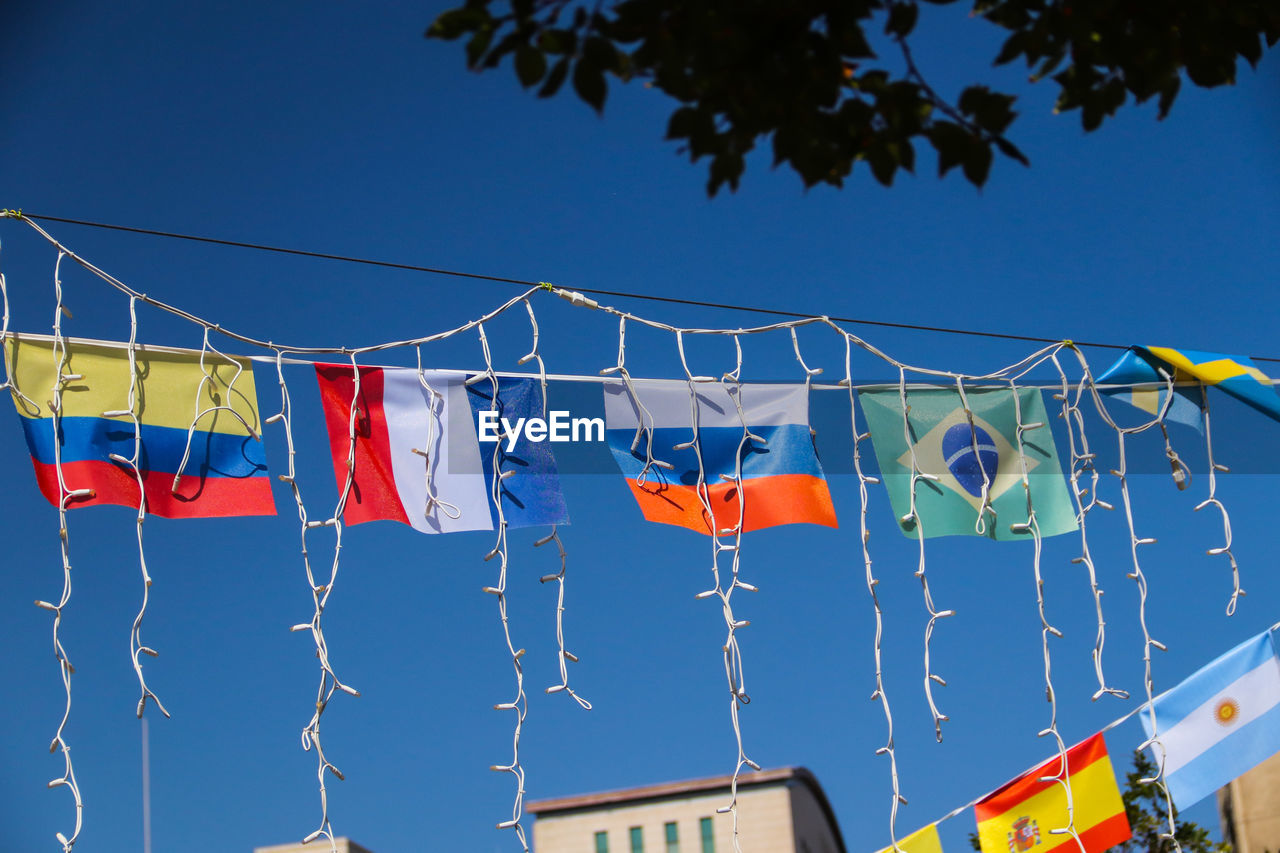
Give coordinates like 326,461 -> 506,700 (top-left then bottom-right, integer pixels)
1165,700 -> 1280,808
21,414 -> 267,478
465,377 -> 568,528
606,423 -> 823,484
1152,632 -> 1274,716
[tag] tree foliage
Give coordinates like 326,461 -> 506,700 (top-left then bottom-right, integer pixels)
427,0 -> 1278,195
966,750 -> 1230,852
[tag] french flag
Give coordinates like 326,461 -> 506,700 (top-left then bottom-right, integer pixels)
315,365 -> 567,533
603,380 -> 836,534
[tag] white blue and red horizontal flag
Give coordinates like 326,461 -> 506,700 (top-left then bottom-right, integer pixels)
603,379 -> 836,534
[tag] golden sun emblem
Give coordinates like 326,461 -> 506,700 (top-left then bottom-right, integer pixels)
1215,698 -> 1240,726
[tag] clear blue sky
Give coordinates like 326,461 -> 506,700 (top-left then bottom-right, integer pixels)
2,2 -> 1278,851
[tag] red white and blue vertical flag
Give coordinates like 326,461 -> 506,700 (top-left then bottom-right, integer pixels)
315,365 -> 567,533
603,380 -> 836,534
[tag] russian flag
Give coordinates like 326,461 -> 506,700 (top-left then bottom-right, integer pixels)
315,365 -> 567,533
603,380 -> 836,534
1142,628 -> 1280,809
7,336 -> 275,519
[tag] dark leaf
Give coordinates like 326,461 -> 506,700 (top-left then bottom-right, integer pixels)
993,136 -> 1029,166
538,56 -> 570,97
515,44 -> 547,87
584,36 -> 621,73
538,28 -> 576,55
1156,76 -> 1181,119
427,7 -> 487,41
995,31 -> 1026,65
926,121 -> 969,177
885,3 -> 919,38
573,57 -> 607,113
866,143 -> 897,186
961,139 -> 993,185
466,26 -> 494,67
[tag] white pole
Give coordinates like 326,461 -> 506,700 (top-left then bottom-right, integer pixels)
142,717 -> 152,853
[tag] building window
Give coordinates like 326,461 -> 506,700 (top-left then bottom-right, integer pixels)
700,817 -> 714,853
595,830 -> 609,853
630,825 -> 645,853
665,821 -> 679,853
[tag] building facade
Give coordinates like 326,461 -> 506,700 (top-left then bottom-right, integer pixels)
1219,750 -> 1280,852
528,767 -> 845,853
254,838 -> 374,853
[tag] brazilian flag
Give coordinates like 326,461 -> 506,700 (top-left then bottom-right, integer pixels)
858,386 -> 1077,541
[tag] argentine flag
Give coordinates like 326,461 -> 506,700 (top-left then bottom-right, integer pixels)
1142,628 -> 1280,809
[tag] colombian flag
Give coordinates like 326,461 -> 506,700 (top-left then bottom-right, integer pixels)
6,336 -> 274,518
973,733 -> 1129,853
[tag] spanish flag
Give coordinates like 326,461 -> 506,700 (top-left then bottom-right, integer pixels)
973,733 -> 1129,853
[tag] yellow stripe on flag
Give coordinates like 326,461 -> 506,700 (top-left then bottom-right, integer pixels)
975,733 -> 1129,853
7,336 -> 262,435
874,823 -> 943,853
1145,347 -> 1270,385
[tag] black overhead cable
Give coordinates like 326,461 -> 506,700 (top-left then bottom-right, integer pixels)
15,212 -> 1280,365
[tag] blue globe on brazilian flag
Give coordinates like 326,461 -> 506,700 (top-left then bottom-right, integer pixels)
857,387 -> 1078,541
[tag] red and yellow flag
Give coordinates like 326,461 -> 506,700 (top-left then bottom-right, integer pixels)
974,733 -> 1130,853
874,823 -> 943,853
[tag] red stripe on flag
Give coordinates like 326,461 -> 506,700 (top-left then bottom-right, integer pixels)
976,733 -> 1110,818
30,459 -> 275,518
1038,813 -> 1132,853
623,474 -> 837,534
315,364 -> 410,526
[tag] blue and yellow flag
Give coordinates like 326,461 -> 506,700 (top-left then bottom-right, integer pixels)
1096,348 -> 1203,430
1134,346 -> 1280,424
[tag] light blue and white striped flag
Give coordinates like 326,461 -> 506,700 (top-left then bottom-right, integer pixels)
1142,628 -> 1280,809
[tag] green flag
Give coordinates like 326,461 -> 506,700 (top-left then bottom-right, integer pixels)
857,386 -> 1077,541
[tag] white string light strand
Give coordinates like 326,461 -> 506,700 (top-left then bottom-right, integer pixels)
841,335 -> 907,851
895,366 -> 952,741
1049,350 -> 1127,701
472,322 -> 532,852
43,250 -> 86,852
1193,381 -> 1244,616
1074,349 -> 1184,851
293,353 -> 366,851
519,301 -> 592,711
674,331 -> 761,853
103,295 -> 171,720
1008,379 -> 1086,853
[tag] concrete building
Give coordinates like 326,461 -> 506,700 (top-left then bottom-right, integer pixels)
254,839 -> 374,853
527,767 -> 845,853
1219,751 -> 1280,852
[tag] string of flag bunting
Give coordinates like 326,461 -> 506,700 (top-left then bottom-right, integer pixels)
5,211 -> 1280,853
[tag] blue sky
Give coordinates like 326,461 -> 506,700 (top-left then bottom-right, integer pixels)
2,2 -> 1279,851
